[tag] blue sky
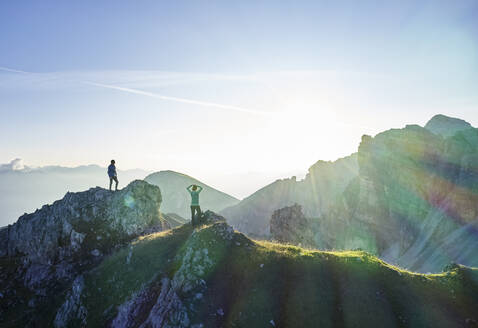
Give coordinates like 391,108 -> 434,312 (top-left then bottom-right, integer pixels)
2,1 -> 477,73
1,0 -> 478,197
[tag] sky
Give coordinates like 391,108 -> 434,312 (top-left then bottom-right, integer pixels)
1,0 -> 478,198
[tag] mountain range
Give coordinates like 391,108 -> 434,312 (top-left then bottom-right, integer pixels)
220,154 -> 358,236
223,114 -> 478,273
2,114 -> 477,275
1,180 -> 476,327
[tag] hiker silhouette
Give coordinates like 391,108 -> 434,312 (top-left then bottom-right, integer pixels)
187,184 -> 203,226
108,160 -> 119,191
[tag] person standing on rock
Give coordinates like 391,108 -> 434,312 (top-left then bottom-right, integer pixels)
108,160 -> 119,191
187,184 -> 203,226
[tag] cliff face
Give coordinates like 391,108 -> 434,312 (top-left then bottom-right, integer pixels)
344,122 -> 478,271
261,115 -> 478,272
275,117 -> 478,272
0,180 -> 169,324
221,154 -> 358,236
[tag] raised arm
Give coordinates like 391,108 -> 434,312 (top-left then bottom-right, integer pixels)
187,185 -> 193,192
197,185 -> 203,193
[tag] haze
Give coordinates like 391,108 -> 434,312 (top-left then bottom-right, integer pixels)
1,0 -> 478,198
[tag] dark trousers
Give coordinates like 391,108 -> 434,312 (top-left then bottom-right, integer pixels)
191,205 -> 201,226
109,176 -> 119,191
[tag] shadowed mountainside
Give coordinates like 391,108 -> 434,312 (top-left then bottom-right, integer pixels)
145,170 -> 239,219
2,211 -> 477,327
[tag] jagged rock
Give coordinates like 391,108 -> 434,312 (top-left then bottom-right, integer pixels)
110,219 -> 220,328
3,180 -> 165,265
0,180 -> 170,324
270,204 -> 315,246
54,276 -> 87,328
140,278 -> 189,328
201,210 -> 227,224
323,122 -> 478,271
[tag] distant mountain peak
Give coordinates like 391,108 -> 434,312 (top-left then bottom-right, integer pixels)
424,114 -> 473,137
144,170 -> 239,219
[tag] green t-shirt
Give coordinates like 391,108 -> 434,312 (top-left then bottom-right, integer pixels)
188,186 -> 203,206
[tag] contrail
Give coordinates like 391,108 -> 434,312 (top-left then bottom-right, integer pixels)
0,66 -> 269,116
83,81 -> 268,116
0,67 -> 30,74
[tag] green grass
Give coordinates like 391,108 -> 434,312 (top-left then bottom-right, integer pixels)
82,223 -> 194,325
72,221 -> 478,327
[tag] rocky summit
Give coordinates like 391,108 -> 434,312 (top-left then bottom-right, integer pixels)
0,180 -> 169,326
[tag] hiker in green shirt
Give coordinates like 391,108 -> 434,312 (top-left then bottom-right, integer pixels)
187,184 -> 203,226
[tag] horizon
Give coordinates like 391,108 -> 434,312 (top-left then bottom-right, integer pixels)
0,111 -> 474,200
1,0 -> 478,198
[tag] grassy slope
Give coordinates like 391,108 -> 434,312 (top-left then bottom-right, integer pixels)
80,221 -> 478,328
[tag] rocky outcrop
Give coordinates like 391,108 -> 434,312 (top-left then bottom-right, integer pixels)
0,180 -> 169,325
2,180 -> 164,259
0,162 -> 149,227
221,154 -> 358,236
53,275 -> 87,328
163,212 -> 188,228
270,204 -> 316,247
109,211 -> 232,328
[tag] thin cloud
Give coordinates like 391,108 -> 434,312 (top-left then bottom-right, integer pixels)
83,81 -> 269,116
0,67 -> 30,74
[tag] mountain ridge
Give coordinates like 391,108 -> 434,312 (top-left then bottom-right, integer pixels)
225,114 -> 478,273
266,118 -> 478,273
1,178 -> 477,327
